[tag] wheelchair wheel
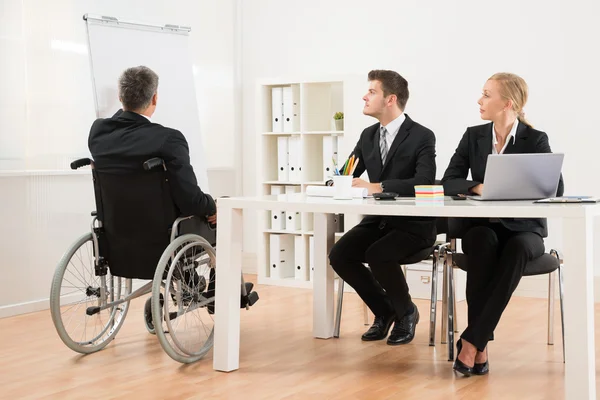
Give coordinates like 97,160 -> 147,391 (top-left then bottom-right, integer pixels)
143,294 -> 163,335
50,233 -> 132,354
152,234 -> 216,363
144,297 -> 155,334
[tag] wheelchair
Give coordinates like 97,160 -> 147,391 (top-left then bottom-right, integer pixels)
49,157 -> 258,364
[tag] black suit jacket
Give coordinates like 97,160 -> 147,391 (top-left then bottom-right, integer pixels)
441,122 -> 564,237
350,114 -> 437,240
88,110 -> 216,218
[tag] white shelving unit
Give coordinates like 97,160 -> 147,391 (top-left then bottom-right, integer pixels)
256,77 -> 365,288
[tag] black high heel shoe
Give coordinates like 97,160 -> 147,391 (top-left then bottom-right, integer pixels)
474,347 -> 489,375
453,339 -> 474,377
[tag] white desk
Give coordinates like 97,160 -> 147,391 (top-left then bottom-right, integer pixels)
214,194 -> 599,399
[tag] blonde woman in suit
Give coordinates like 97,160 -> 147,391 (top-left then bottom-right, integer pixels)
441,73 -> 564,376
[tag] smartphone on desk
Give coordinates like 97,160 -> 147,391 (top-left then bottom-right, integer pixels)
451,194 -> 468,201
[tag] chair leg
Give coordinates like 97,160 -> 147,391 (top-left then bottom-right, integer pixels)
441,257 -> 448,345
447,257 -> 456,361
429,247 -> 440,346
548,269 -> 556,345
452,273 -> 458,333
334,279 -> 344,338
558,262 -> 565,363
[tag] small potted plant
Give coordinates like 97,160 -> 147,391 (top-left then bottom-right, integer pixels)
333,112 -> 344,131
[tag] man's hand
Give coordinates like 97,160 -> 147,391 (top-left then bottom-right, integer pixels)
207,213 -> 217,225
470,184 -> 484,196
352,178 -> 383,195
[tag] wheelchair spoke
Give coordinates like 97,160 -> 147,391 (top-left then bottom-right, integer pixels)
73,251 -> 92,286
63,299 -> 86,331
65,262 -> 89,289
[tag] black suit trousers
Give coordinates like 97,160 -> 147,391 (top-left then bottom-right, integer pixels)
329,220 -> 434,319
460,220 -> 544,351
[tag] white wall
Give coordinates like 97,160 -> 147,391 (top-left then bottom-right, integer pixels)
0,0 -> 240,315
241,0 -> 600,274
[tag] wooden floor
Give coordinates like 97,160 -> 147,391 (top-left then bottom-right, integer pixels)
1,274 -> 598,400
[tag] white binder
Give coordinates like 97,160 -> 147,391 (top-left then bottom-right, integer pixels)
269,234 -> 295,279
285,211 -> 301,231
277,136 -> 289,182
288,136 -> 302,182
271,87 -> 283,132
285,185 -> 300,194
336,136 -> 344,163
322,136 -> 339,181
309,236 -> 315,281
270,185 -> 284,195
271,210 -> 285,230
282,86 -> 299,132
294,236 -> 308,281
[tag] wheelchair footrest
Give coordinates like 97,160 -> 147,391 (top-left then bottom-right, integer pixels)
86,306 -> 101,316
241,291 -> 259,308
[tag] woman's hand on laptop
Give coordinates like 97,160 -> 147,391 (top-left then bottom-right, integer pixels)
470,184 -> 484,195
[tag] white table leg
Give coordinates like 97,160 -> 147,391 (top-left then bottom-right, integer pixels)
213,206 -> 243,372
562,215 -> 596,399
313,212 -> 335,338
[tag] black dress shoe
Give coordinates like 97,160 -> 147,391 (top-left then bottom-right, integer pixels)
474,348 -> 489,375
387,303 -> 420,345
361,314 -> 395,341
453,339 -> 474,377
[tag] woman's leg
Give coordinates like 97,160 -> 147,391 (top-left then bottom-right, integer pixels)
461,231 -> 544,351
462,225 -> 500,326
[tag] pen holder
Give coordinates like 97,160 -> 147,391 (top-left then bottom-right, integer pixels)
332,175 -> 353,200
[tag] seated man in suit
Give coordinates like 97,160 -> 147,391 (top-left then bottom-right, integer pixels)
329,70 -> 437,345
88,65 -> 217,227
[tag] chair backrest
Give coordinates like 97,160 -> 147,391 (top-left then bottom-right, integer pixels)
91,161 -> 179,279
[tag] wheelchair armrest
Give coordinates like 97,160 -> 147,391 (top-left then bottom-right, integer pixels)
143,157 -> 165,171
170,216 -> 195,242
70,158 -> 92,170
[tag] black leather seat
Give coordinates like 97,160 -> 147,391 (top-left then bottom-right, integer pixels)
452,253 -> 560,276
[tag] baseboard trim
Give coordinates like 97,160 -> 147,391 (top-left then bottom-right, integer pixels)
0,281 -> 148,319
0,298 -> 49,319
242,252 -> 257,275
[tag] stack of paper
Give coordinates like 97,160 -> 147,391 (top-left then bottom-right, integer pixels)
306,185 -> 368,199
414,185 -> 444,199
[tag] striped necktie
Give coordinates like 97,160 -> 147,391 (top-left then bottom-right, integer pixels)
380,126 -> 388,164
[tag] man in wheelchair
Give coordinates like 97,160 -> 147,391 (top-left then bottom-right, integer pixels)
51,65 -> 257,364
88,66 -> 256,325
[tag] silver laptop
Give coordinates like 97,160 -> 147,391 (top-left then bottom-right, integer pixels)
468,153 -> 564,201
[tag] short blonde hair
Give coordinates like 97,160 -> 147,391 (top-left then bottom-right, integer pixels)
488,72 -> 532,127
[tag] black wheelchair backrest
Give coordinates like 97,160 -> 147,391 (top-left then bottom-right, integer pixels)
91,157 -> 179,279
